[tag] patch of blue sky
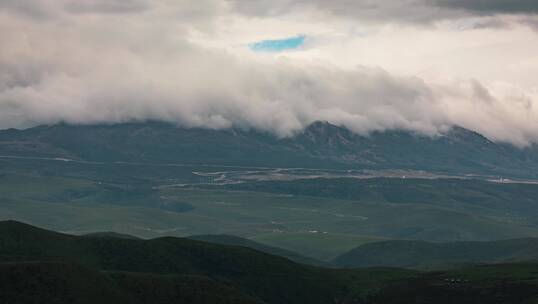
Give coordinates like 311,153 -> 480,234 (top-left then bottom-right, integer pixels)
249,35 -> 306,52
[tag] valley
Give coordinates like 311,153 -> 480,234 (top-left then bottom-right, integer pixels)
3,142 -> 538,262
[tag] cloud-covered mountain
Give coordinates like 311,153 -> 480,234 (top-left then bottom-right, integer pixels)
1,0 -> 538,146
1,121 -> 537,178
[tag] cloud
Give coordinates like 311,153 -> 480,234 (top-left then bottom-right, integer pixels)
65,0 -> 151,15
228,0 -> 538,27
249,35 -> 306,52
0,0 -> 538,147
519,16 -> 538,30
435,0 -> 538,15
0,0 -> 60,19
228,0 -> 453,24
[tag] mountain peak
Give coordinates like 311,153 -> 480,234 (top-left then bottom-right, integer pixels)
304,121 -> 340,132
442,125 -> 496,147
300,121 -> 355,146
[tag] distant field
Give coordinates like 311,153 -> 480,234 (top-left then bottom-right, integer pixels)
2,157 -> 538,260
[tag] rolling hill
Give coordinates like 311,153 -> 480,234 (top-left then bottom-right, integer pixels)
333,238 -> 538,270
188,234 -> 329,267
3,221 -> 538,303
0,220 -> 416,304
0,261 -> 263,304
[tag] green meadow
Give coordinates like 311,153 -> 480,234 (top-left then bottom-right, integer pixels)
3,156 -> 538,261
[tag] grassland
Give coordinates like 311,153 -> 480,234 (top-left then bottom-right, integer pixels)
3,157 -> 538,261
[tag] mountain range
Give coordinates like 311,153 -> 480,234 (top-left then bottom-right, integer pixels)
0,121 -> 537,178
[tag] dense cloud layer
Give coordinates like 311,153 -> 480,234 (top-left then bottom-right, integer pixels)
1,0 -> 538,146
65,0 -> 151,15
436,0 -> 538,14
230,0 -> 538,25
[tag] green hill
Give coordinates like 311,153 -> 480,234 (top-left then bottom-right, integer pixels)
0,220 -> 416,304
189,234 -> 329,267
367,263 -> 538,304
0,262 -> 262,304
3,221 -> 538,303
333,239 -> 538,270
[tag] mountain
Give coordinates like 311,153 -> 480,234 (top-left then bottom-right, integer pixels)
3,221 -> 538,303
0,220 -> 416,304
367,263 -> 538,304
333,238 -> 538,270
188,234 -> 329,267
0,261 -> 262,304
1,121 -> 537,178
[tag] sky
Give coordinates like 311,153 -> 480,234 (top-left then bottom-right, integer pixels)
1,0 -> 538,146
249,35 -> 306,52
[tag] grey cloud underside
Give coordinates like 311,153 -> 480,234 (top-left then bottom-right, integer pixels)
436,0 -> 538,14
229,0 -> 538,23
3,0 -> 537,24
0,0 -> 152,18
65,0 -> 151,15
0,0 -> 56,19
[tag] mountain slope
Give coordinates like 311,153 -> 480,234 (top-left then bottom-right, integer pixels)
367,263 -> 538,304
189,234 -> 329,267
0,262 -> 263,304
4,221 -> 538,303
1,121 -> 537,178
0,220 -> 415,304
333,238 -> 538,269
